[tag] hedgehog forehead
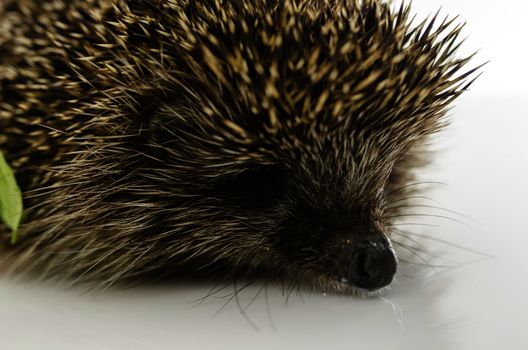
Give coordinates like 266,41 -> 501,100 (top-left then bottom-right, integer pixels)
219,117 -> 396,186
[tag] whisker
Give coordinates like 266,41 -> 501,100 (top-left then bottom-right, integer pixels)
244,281 -> 266,311
213,278 -> 255,320
285,280 -> 298,305
387,204 -> 481,224
391,222 -> 441,228
234,279 -> 260,332
395,229 -> 494,258
388,213 -> 471,228
392,236 -> 458,264
264,281 -> 277,332
189,279 -> 233,306
399,258 -> 457,269
392,241 -> 439,272
387,195 -> 442,206
386,181 -> 447,197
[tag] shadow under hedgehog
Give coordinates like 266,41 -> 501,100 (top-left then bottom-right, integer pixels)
0,0 -> 480,292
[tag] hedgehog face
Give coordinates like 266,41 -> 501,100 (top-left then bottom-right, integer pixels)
219,146 -> 399,291
149,109 -> 400,291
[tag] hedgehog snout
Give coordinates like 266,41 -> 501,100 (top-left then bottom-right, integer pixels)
341,236 -> 397,291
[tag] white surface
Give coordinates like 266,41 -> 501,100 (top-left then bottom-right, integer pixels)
1,1 -> 527,349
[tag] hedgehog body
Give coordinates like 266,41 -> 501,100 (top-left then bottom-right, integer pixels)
0,0 -> 478,291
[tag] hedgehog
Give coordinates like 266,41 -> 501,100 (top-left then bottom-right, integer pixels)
0,0 -> 480,292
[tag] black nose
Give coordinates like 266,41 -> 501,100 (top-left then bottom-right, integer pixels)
345,237 -> 397,290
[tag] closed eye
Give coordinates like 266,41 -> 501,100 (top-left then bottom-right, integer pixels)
213,165 -> 288,207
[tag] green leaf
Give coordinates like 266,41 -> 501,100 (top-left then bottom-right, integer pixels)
0,151 -> 23,244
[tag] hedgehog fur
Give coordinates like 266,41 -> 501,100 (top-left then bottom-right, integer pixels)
0,0 -> 480,292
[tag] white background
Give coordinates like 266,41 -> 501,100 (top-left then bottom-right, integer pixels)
1,1 -> 527,349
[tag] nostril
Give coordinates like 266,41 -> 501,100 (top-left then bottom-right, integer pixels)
345,238 -> 397,290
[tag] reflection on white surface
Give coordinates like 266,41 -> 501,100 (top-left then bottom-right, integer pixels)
1,0 -> 527,349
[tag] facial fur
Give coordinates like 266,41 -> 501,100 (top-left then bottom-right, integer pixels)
0,0 -> 480,291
